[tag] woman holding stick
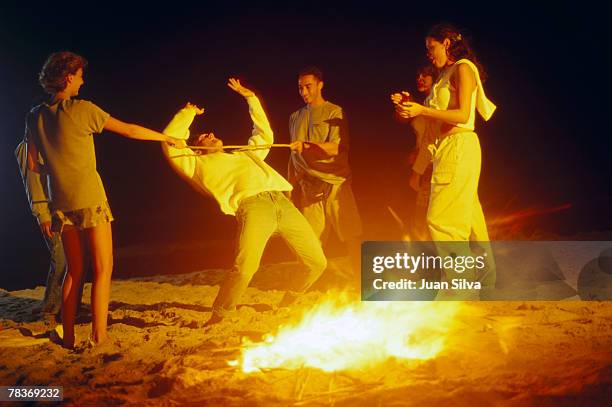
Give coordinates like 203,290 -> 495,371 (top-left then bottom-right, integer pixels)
26,51 -> 184,348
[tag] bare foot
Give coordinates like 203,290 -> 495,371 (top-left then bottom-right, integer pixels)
91,332 -> 108,345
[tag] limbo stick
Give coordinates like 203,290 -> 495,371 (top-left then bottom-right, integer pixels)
188,143 -> 291,151
168,143 -> 292,159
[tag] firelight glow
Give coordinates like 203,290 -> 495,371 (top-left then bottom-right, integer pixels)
232,298 -> 461,373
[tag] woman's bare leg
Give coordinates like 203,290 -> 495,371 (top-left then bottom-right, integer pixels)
60,226 -> 85,348
85,222 -> 113,344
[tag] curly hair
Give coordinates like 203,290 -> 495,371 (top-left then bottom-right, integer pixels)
427,23 -> 487,82
38,51 -> 88,94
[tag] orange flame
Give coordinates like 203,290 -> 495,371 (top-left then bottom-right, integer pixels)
232,297 -> 461,373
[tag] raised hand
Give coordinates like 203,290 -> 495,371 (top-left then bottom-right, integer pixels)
184,102 -> 205,115
227,78 -> 255,98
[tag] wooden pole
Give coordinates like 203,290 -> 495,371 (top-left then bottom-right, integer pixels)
188,144 -> 291,151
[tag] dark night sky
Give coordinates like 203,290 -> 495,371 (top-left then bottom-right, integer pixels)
1,2 -> 610,289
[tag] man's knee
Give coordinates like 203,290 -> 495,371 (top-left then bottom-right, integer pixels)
231,252 -> 263,282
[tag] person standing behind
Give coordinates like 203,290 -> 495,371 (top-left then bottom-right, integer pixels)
288,66 -> 362,278
16,140 -> 88,324
26,51 -> 185,348
391,65 -> 437,240
15,140 -> 66,321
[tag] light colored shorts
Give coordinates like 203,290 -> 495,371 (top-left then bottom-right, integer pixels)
51,201 -> 114,233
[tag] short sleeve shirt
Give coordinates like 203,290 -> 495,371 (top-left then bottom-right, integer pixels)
288,101 -> 351,183
28,99 -> 110,211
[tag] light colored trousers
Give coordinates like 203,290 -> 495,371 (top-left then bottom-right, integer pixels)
212,191 -> 327,316
427,132 -> 495,288
427,132 -> 489,241
301,181 -> 362,243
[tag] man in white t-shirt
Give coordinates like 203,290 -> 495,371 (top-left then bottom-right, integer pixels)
162,78 -> 327,325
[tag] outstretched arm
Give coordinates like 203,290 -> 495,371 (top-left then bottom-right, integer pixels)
161,103 -> 204,179
228,78 -> 274,160
104,117 -> 187,147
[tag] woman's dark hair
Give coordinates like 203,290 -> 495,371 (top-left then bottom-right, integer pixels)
187,132 -> 202,146
427,23 -> 487,82
416,64 -> 437,79
38,51 -> 88,94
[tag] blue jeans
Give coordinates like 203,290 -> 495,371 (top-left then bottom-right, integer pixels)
212,191 -> 327,316
41,233 -> 66,314
40,233 -> 87,315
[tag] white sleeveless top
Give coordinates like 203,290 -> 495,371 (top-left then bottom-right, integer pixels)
425,59 -> 496,130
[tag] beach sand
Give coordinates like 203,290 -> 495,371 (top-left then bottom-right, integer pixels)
1,257 -> 611,406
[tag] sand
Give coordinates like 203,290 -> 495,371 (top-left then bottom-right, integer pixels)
1,257 -> 611,406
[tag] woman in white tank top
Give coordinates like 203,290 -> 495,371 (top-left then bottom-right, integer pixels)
395,24 -> 497,297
